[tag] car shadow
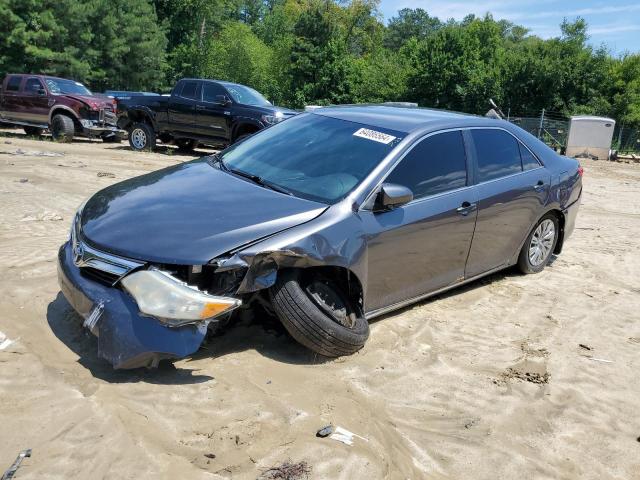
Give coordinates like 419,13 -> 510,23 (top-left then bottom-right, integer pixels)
0,129 -> 97,144
109,145 -> 218,157
47,292 -> 327,382
47,293 -> 214,384
369,266 -> 523,324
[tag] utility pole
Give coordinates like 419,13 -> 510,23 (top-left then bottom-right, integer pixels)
537,108 -> 545,139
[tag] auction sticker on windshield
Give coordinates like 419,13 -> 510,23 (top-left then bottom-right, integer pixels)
353,128 -> 396,144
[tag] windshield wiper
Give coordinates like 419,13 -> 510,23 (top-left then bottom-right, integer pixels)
209,153 -> 229,172
227,167 -> 293,196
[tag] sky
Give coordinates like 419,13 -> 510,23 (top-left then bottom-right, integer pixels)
378,0 -> 640,54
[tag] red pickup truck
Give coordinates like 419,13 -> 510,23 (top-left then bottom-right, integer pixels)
0,74 -> 125,142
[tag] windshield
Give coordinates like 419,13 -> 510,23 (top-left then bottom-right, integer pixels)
218,113 -> 404,203
222,83 -> 271,106
45,78 -> 92,95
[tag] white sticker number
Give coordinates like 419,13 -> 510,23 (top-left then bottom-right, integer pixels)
353,128 -> 396,145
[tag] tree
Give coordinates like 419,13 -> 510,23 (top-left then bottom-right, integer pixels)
384,8 -> 441,50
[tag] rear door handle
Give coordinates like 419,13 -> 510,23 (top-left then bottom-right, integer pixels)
534,180 -> 545,192
456,201 -> 477,216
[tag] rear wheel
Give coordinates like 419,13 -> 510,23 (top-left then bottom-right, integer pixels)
128,122 -> 156,151
51,114 -> 75,142
517,213 -> 559,274
23,126 -> 44,137
269,270 -> 369,357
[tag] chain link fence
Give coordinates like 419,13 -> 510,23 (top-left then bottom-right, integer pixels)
506,109 -> 640,155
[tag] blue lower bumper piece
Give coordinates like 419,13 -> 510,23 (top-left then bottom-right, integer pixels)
57,242 -> 206,369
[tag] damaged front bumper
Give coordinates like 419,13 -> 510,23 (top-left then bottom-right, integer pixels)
79,118 -> 126,139
57,241 -> 210,369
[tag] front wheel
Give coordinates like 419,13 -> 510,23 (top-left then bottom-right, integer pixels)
269,270 -> 369,358
517,213 -> 559,274
51,114 -> 75,142
128,122 -> 156,151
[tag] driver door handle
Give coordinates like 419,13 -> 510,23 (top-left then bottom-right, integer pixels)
456,201 -> 477,216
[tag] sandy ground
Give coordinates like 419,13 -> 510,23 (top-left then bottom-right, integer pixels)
0,129 -> 639,480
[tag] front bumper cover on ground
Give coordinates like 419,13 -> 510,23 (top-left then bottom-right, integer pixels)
57,242 -> 207,369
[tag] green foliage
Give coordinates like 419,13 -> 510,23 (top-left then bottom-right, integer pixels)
0,1 -> 638,128
0,0 -> 167,91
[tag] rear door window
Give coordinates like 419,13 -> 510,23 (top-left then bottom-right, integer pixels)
6,76 -> 22,92
471,129 -> 523,182
386,130 -> 468,200
179,81 -> 200,100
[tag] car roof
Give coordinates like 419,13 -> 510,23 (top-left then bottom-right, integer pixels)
312,105 -> 498,134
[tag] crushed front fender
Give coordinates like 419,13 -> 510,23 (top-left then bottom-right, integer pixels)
57,242 -> 206,369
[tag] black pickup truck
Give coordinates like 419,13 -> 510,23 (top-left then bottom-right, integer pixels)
116,78 -> 296,151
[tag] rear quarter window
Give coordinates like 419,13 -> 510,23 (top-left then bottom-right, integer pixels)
519,142 -> 541,170
6,76 -> 22,92
471,129 -> 523,182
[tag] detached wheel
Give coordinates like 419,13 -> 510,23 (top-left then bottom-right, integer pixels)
23,126 -> 44,137
518,213 -> 559,274
128,122 -> 156,151
51,114 -> 75,142
270,270 -> 369,357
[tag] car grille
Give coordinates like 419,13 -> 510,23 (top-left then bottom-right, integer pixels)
71,213 -> 145,286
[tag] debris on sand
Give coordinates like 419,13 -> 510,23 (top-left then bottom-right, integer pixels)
20,212 -> 63,222
0,331 -> 15,351
585,357 -> 613,364
329,426 -> 368,446
579,343 -> 592,351
315,425 -> 334,438
8,148 -> 63,157
97,171 -> 115,178
258,461 -> 311,480
17,178 -> 28,183
1,448 -> 31,479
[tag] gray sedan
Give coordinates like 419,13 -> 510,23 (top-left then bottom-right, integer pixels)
58,105 -> 582,368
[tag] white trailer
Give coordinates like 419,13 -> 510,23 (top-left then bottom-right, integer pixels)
565,116 -> 615,160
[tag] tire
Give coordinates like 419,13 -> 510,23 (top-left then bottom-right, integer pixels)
269,270 -> 369,357
517,213 -> 559,274
128,122 -> 156,151
23,126 -> 43,137
175,138 -> 196,151
50,114 -> 75,142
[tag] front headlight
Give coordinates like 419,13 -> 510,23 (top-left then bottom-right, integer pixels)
261,111 -> 285,125
121,270 -> 241,327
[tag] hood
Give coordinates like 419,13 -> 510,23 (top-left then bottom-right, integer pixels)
62,94 -> 114,109
80,159 -> 326,264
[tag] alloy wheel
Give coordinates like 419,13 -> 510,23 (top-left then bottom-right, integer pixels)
528,219 -> 555,266
130,128 -> 147,149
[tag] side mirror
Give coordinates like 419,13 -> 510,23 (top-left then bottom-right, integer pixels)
373,183 -> 413,212
215,94 -> 230,106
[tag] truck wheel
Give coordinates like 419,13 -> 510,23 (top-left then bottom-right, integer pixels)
51,114 -> 75,142
23,126 -> 44,137
269,270 -> 369,358
128,122 -> 156,151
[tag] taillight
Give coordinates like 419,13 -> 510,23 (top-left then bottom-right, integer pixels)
578,165 -> 584,177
